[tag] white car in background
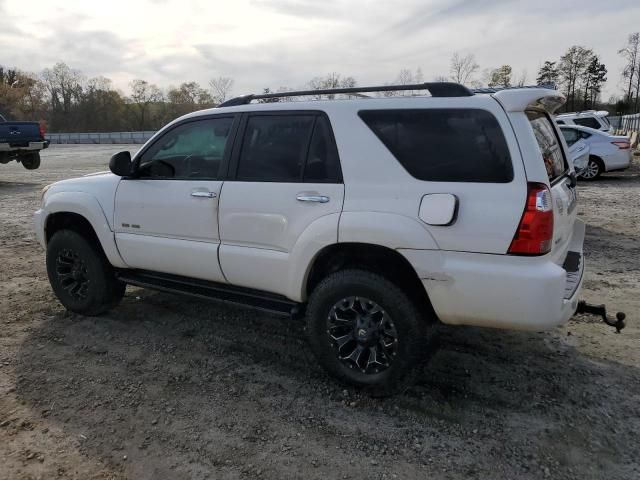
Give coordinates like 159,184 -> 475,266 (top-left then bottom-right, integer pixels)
559,125 -> 632,180
560,128 -> 590,175
556,110 -> 613,133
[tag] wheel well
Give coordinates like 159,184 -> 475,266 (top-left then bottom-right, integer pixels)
45,212 -> 102,251
306,243 -> 435,314
589,155 -> 605,169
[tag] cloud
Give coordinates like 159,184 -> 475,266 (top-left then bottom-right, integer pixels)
0,0 -> 639,100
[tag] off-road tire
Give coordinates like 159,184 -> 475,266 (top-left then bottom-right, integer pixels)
46,229 -> 125,316
21,152 -> 41,170
306,269 -> 434,396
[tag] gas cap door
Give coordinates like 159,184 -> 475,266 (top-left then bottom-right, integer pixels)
419,193 -> 458,226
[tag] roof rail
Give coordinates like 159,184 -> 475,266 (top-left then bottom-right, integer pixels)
218,82 -> 473,107
471,84 -> 556,94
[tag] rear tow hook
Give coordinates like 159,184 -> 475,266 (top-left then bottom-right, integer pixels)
575,300 -> 627,333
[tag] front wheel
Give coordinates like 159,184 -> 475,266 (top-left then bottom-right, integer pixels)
306,270 -> 434,396
46,229 -> 125,316
579,157 -> 602,180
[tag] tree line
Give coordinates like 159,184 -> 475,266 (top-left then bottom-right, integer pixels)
1,32 -> 638,132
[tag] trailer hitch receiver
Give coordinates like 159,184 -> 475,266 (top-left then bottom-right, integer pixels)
575,301 -> 626,333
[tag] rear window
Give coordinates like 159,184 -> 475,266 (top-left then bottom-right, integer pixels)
527,111 -> 568,182
573,117 -> 601,129
358,109 -> 513,183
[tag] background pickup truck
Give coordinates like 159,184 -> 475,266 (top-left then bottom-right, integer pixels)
0,113 -> 49,170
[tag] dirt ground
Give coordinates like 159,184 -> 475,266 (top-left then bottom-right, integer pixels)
1,145 -> 639,480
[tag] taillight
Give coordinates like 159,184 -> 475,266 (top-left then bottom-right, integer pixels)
508,183 -> 554,256
611,141 -> 630,150
39,123 -> 46,138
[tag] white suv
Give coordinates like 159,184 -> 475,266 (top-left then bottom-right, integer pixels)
555,110 -> 613,133
34,83 -> 585,394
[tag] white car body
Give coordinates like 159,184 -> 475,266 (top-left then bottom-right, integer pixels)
562,132 -> 590,174
559,125 -> 633,178
34,87 -> 584,333
555,110 -> 613,133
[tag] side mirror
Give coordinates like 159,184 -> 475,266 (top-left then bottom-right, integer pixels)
109,151 -> 132,177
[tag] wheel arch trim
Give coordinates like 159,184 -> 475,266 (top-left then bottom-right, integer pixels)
42,191 -> 127,268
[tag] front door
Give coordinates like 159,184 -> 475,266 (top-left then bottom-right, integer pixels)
114,115 -> 236,282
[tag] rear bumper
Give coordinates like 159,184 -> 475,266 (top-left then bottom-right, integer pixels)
400,219 -> 586,331
0,140 -> 49,152
604,151 -> 632,171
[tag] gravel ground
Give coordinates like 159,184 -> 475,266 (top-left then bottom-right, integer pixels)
1,145 -> 639,480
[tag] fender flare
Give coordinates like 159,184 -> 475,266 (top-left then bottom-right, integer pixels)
287,211 -> 439,302
42,191 -> 127,268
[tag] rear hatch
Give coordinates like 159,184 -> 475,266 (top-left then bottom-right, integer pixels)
526,111 -> 578,264
0,121 -> 42,146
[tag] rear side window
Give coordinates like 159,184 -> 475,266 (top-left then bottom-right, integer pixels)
573,117 -> 601,129
358,109 -> 513,182
527,111 -> 568,182
305,116 -> 341,182
236,114 -> 341,182
561,128 -> 580,147
238,114 -> 314,181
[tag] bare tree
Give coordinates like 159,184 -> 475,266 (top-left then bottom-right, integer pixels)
129,79 -> 163,130
307,73 -> 356,99
618,32 -> 639,110
516,69 -> 528,87
558,46 -> 593,111
41,62 -> 84,116
450,53 -> 479,85
209,76 -> 234,105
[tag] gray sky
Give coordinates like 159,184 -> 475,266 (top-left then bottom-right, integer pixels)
1,0 -> 639,98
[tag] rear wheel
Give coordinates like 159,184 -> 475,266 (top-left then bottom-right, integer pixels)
46,229 -> 125,315
579,156 -> 602,180
21,152 -> 41,170
306,269 -> 434,396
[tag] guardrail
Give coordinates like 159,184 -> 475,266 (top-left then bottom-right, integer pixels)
46,131 -> 156,144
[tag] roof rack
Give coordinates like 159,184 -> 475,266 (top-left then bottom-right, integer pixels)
471,84 -> 556,94
218,82 -> 473,107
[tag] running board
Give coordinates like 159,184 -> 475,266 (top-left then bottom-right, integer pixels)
116,270 -> 300,317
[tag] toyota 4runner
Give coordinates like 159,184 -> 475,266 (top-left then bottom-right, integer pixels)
34,83 -> 585,394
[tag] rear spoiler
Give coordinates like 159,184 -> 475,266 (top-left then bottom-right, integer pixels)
490,88 -> 566,114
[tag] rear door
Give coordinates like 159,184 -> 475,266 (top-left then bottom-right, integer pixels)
218,112 -> 344,296
526,111 -> 577,256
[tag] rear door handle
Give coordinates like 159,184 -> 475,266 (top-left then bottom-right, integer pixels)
191,191 -> 217,198
296,194 -> 329,203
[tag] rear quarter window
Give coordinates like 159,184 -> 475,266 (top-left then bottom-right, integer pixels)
358,109 -> 513,183
573,117 -> 601,129
527,111 -> 568,182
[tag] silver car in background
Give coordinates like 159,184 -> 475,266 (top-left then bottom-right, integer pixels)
560,125 -> 632,180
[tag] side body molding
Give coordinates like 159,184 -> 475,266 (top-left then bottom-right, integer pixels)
42,191 -> 127,268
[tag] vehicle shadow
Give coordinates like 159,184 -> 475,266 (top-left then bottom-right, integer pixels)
0,180 -> 40,192
13,290 -> 640,479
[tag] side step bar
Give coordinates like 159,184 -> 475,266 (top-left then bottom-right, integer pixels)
116,270 -> 301,317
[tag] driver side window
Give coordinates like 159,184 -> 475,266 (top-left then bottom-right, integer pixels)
138,117 -> 233,179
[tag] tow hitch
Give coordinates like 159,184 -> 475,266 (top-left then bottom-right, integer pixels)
575,301 -> 627,333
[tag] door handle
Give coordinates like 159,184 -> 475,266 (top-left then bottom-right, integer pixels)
191,191 -> 217,198
296,194 -> 329,203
